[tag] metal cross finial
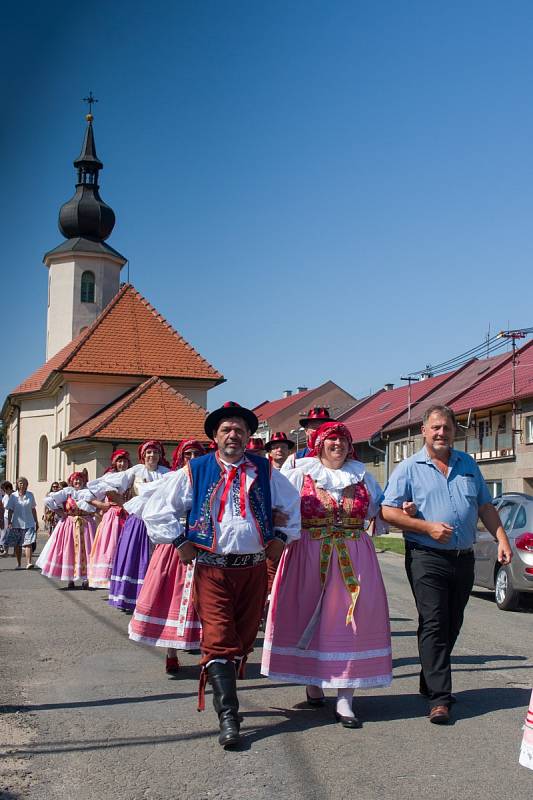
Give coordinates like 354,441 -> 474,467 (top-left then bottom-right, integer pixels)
83,92 -> 98,115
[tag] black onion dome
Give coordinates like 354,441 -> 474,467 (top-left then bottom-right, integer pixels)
58,114 -> 116,242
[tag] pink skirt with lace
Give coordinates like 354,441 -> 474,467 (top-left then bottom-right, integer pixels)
37,515 -> 96,582
128,543 -> 201,649
261,530 -> 392,688
88,506 -> 128,588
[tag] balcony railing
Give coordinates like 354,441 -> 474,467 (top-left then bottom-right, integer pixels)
453,431 -> 514,461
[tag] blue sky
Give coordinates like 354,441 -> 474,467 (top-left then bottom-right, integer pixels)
3,1 -> 532,410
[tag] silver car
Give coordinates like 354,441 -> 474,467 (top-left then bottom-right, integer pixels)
473,493 -> 533,610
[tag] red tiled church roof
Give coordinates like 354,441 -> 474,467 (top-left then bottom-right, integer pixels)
10,284 -> 223,396
62,377 -> 207,443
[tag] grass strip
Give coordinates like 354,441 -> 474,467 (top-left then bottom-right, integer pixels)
373,536 -> 405,555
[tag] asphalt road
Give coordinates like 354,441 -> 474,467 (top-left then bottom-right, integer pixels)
1,542 -> 532,800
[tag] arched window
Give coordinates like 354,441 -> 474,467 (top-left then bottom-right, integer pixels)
81,271 -> 95,303
38,435 -> 48,482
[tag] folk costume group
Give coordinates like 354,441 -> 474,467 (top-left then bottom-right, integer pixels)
35,400 -> 530,764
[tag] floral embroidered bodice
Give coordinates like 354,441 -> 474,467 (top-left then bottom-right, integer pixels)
300,475 -> 370,530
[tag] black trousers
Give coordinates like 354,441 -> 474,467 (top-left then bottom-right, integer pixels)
405,544 -> 474,708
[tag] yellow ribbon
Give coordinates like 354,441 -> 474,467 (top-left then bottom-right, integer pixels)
72,516 -> 87,580
307,526 -> 363,625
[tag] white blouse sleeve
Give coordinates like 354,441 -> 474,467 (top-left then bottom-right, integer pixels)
86,464 -> 141,500
270,468 -> 302,544
123,470 -> 175,518
363,472 -> 388,536
44,487 -> 72,510
141,468 -> 193,544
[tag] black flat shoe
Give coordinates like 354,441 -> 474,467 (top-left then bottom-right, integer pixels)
305,687 -> 326,707
334,710 -> 362,729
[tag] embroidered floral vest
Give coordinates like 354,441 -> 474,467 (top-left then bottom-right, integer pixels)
300,475 -> 370,531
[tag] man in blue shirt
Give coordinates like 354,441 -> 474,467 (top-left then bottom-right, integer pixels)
382,405 -> 512,725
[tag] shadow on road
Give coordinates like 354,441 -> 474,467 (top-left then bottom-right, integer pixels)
393,652 -> 528,669
236,704 -> 340,749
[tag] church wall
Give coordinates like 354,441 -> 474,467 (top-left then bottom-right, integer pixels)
46,254 -> 122,360
66,377 -> 140,431
15,404 -> 57,515
47,262 -> 75,360
164,380 -> 208,409
5,413 -> 19,486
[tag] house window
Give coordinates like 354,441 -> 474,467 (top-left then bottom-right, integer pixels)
478,418 -> 491,439
526,416 -> 533,444
485,480 -> 503,499
38,435 -> 48,482
393,439 -> 415,463
81,271 -> 95,303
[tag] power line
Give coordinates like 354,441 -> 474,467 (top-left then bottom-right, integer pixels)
408,327 -> 533,378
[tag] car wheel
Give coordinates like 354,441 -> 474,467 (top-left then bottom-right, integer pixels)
494,565 -> 520,610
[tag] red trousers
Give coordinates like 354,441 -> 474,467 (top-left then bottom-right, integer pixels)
194,562 -> 268,667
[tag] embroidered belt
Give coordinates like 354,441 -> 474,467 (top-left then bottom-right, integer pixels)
196,551 -> 266,568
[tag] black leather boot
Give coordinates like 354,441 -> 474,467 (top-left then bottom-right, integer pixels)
207,661 -> 241,748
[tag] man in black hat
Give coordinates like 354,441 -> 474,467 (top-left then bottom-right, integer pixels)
265,431 -> 295,470
281,407 -> 335,471
142,402 -> 300,748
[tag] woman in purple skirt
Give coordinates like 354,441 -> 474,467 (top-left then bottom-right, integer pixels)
84,440 -> 169,611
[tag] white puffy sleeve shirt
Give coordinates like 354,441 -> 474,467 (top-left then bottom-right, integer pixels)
140,458 -> 301,553
283,457 -> 388,535
83,464 -> 169,504
44,487 -> 94,513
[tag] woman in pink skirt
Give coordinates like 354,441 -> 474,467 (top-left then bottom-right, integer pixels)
87,449 -> 132,589
262,421 -> 396,728
37,472 -> 97,589
128,439 -> 205,674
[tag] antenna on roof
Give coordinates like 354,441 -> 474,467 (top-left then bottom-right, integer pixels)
400,375 -> 419,424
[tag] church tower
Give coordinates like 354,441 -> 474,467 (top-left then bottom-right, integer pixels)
44,99 -> 126,360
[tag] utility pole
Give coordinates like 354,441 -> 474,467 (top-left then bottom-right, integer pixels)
497,329 -> 526,448
400,375 -> 420,425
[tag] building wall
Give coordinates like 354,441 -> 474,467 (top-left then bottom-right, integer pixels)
46,252 -> 123,360
66,377 -> 140,431
260,383 -> 357,445
164,379 -> 208,409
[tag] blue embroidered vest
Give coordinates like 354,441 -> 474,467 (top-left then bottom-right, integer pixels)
187,452 -> 274,552
296,446 -> 310,459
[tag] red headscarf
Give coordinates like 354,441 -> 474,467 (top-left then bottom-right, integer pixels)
308,422 -> 354,459
104,449 -> 132,473
68,471 -> 87,487
172,439 -> 206,470
137,440 -> 170,467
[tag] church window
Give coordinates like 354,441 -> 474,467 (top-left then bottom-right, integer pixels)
81,271 -> 95,303
38,435 -> 48,482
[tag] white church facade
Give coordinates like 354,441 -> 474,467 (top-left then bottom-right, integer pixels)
2,112 -> 224,510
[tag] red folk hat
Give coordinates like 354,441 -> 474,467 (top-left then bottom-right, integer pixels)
298,406 -> 334,427
246,437 -> 266,453
265,431 -> 295,452
204,401 -> 259,440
